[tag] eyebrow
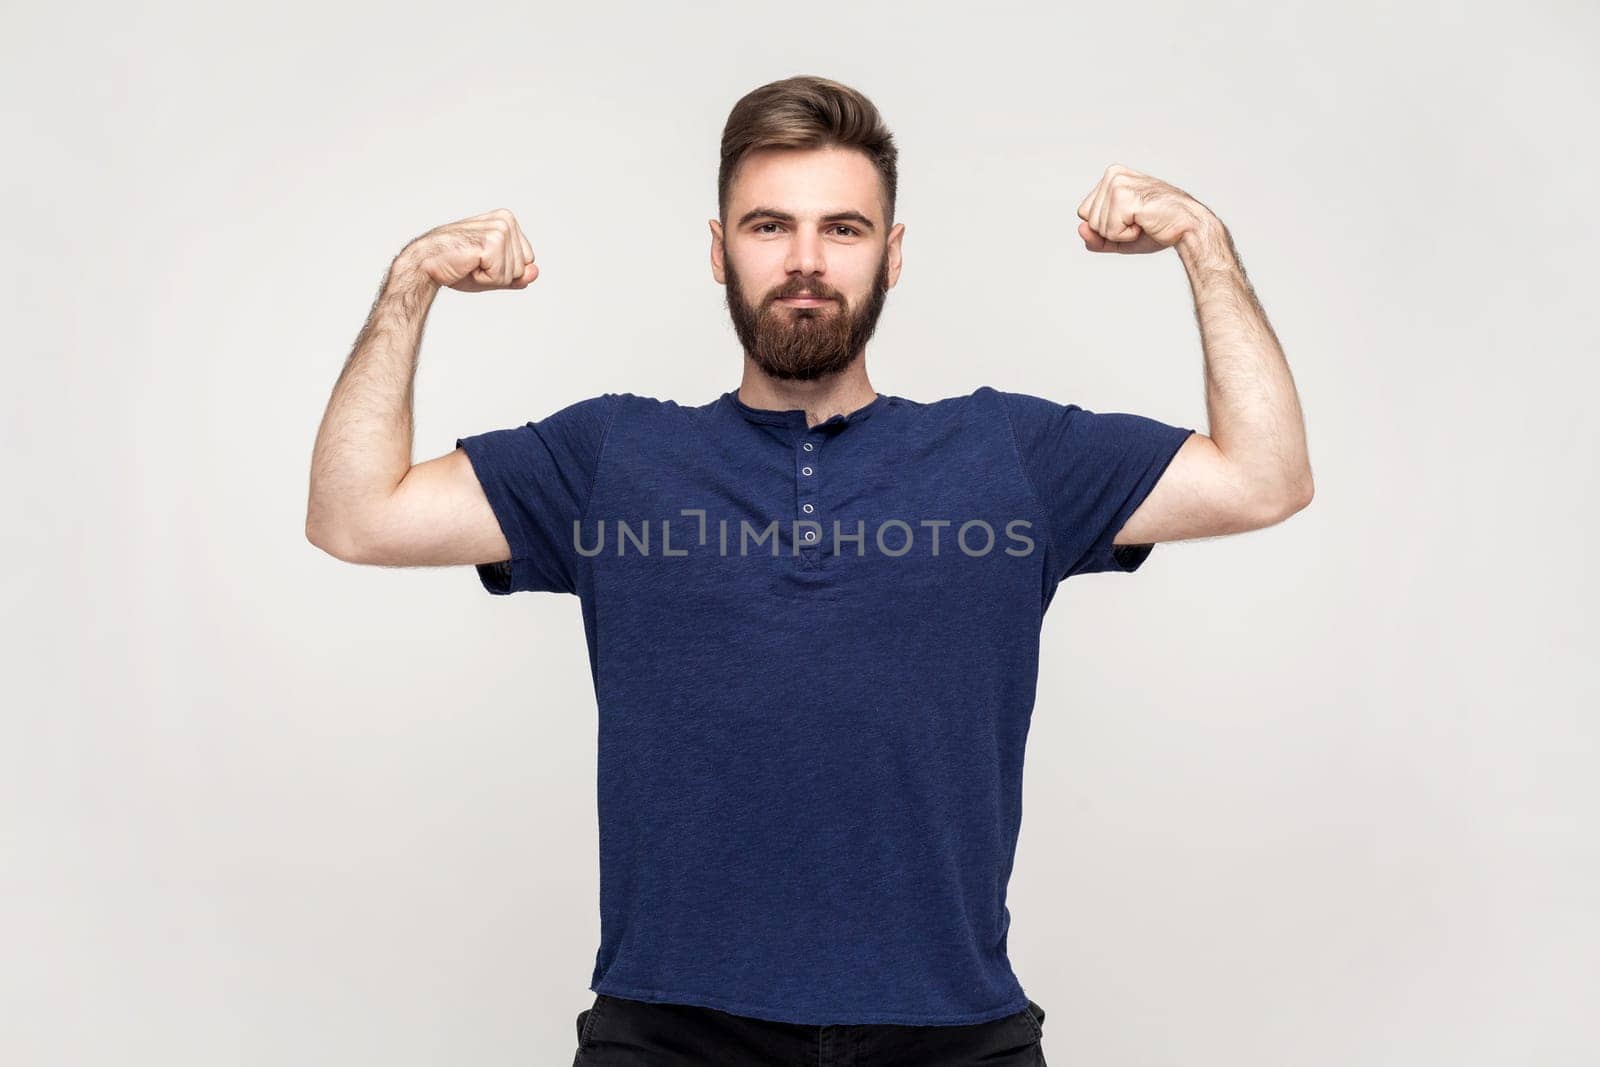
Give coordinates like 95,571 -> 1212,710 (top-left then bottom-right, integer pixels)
737,206 -> 877,233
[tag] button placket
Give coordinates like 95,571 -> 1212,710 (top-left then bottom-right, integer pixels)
797,432 -> 824,556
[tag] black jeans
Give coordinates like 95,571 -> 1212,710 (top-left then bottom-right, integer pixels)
571,993 -> 1047,1065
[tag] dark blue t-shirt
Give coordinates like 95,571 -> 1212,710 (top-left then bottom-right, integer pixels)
456,386 -> 1193,1026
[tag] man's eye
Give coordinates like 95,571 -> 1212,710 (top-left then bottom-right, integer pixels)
753,223 -> 860,236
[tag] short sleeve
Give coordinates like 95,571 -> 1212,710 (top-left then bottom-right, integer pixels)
997,389 -> 1194,581
455,393 -> 619,595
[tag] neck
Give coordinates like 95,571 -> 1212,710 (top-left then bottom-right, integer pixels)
736,359 -> 878,426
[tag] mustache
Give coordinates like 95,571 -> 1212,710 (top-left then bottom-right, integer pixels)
769,286 -> 839,302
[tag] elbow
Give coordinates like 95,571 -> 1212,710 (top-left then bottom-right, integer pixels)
1248,470 -> 1312,531
305,509 -> 369,564
307,481 -> 401,564
1288,468 -> 1315,513
1260,471 -> 1314,525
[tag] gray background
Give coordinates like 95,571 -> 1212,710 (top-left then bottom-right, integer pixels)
4,1 -> 1596,1063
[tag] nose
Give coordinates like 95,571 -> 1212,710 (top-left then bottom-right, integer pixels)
784,226 -> 826,278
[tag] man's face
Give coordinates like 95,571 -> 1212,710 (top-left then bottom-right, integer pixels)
711,146 -> 904,382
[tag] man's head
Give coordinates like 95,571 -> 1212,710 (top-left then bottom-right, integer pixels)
709,76 -> 905,382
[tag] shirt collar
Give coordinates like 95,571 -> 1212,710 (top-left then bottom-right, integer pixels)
722,388 -> 889,432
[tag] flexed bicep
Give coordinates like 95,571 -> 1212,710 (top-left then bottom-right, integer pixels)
1115,431 -> 1301,547
330,447 -> 514,568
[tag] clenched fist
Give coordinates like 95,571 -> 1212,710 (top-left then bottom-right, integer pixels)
394,208 -> 539,292
1075,164 -> 1214,255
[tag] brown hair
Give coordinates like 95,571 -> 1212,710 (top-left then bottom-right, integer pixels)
718,75 -> 899,229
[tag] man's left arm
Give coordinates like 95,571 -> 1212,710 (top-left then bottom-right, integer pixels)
1075,164 -> 1315,547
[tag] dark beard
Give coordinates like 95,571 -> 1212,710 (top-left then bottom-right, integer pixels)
722,248 -> 891,382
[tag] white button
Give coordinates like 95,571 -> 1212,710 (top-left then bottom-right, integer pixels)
803,442 -> 814,451
802,466 -> 813,476
804,530 -> 817,542
802,503 -> 814,514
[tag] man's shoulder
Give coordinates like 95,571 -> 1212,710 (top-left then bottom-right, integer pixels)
600,389 -> 729,424
882,385 -> 1005,415
897,385 -> 1019,426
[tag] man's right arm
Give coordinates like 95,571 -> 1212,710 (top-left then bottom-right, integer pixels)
304,209 -> 538,566
309,445 -> 512,568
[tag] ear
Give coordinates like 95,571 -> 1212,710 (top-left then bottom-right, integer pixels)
709,218 -> 726,285
886,221 -> 905,289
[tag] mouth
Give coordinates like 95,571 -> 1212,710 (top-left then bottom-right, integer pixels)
778,296 -> 832,306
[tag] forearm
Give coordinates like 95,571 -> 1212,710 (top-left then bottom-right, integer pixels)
1176,216 -> 1313,511
306,251 -> 439,551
